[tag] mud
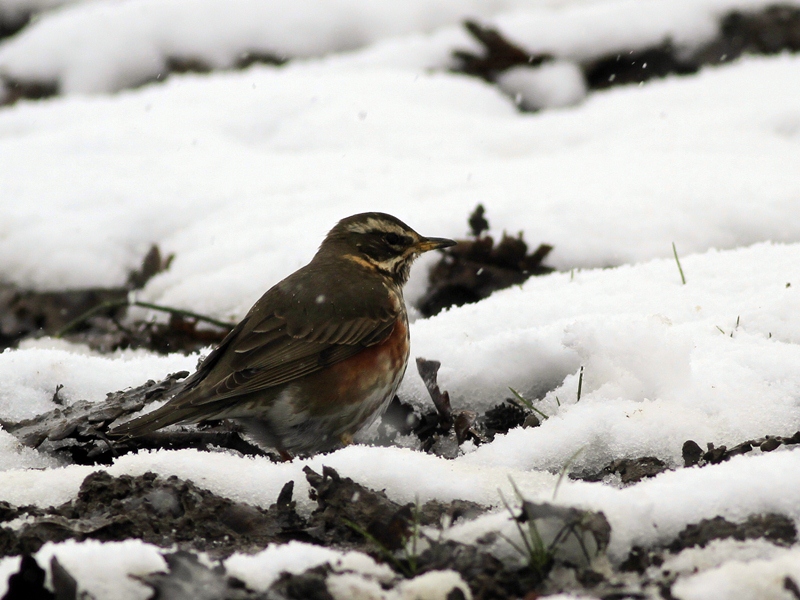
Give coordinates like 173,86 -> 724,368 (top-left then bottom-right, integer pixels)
621,513 -> 797,577
417,205 -> 554,317
0,372 -> 255,465
453,4 -> 800,105
668,513 -> 796,552
0,471 -> 306,559
303,466 -> 486,553
0,245 -> 231,355
682,432 -> 800,467
573,457 -> 670,485
6,4 -> 800,107
1,464 -> 797,600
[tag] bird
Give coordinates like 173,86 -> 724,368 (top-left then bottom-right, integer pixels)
110,212 -> 456,458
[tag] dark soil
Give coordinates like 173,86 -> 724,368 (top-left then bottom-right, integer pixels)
5,4 -> 800,111
669,513 -> 796,552
0,224 -> 797,598
681,432 -> 800,466
453,4 -> 800,107
0,205 -> 552,353
1,462 -> 797,600
621,513 -> 797,575
0,11 -> 30,42
572,456 -> 670,485
417,205 -> 554,317
0,467 -> 618,600
0,244 -> 233,355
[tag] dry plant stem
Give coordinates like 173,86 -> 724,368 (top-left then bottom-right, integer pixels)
55,299 -> 235,338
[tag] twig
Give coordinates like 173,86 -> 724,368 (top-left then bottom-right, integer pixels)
55,299 -> 234,338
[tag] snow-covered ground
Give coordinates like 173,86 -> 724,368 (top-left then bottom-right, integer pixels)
1,0 -> 800,598
3,0 -> 800,95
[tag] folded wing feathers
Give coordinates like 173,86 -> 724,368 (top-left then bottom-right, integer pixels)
184,315 -> 396,405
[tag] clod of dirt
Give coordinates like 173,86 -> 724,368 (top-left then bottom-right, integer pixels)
573,457 -> 669,485
269,565 -> 335,600
1,372 -> 185,460
416,358 -> 454,431
619,546 -> 664,574
0,77 -> 58,106
417,541 -> 540,600
0,371 -> 273,464
0,244 -> 233,354
452,20 -> 552,81
136,551 -> 253,600
415,358 -> 484,455
584,41 -> 699,89
668,513 -> 797,553
0,471 -> 306,559
235,50 -> 289,69
126,244 -> 174,290
518,501 -> 612,565
682,431 -> 800,467
303,466 -> 486,553
304,465 -> 414,551
0,284 -> 128,351
49,555 -> 80,600
2,555 -> 54,600
785,576 -> 800,600
452,5 -> 800,100
482,401 -> 530,437
711,5 -> 800,59
681,440 -> 704,467
418,205 -> 553,317
468,204 -> 490,237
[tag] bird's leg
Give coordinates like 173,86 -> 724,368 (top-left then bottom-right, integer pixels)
278,448 -> 294,462
340,433 -> 354,446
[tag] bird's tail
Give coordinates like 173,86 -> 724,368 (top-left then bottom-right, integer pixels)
108,402 -> 199,438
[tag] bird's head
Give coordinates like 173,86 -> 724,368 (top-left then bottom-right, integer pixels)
318,212 -> 456,286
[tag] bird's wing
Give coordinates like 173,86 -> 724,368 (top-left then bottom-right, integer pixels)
109,259 -> 403,436
191,314 -> 396,404
176,275 -> 400,407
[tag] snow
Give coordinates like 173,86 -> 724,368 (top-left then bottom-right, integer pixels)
1,54 -> 799,301
672,545 -> 800,600
1,0 -> 800,598
35,540 -> 167,600
495,61 -> 588,110
0,0 -> 80,24
225,542 -> 395,592
3,0 -> 800,96
0,0 -> 547,93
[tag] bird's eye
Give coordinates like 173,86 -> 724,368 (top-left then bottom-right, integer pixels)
384,232 -> 402,245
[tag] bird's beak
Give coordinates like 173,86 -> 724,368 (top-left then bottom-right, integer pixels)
415,236 -> 457,253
